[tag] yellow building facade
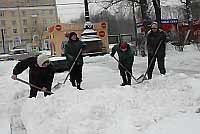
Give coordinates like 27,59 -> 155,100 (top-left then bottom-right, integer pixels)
0,0 -> 58,53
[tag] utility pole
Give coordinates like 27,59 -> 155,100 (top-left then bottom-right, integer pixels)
152,0 -> 161,27
53,0 -> 59,23
81,0 -> 102,54
84,0 -> 90,22
1,29 -> 5,54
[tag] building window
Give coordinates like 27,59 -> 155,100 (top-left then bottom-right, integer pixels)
0,20 -> 6,26
43,26 -> 48,31
11,11 -> 16,16
22,10 -> 26,16
31,0 -> 38,3
49,9 -> 53,15
24,28 -> 28,33
25,0 -> 30,3
32,10 -> 37,16
32,18 -> 37,25
42,10 -> 46,14
32,27 -> 36,32
23,19 -> 27,25
13,29 -> 18,33
12,20 -> 17,25
43,19 -> 47,25
0,11 -> 4,16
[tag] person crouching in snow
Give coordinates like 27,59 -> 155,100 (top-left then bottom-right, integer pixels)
110,42 -> 135,86
11,54 -> 55,98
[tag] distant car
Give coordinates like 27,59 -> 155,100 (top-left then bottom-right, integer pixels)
9,48 -> 27,55
49,56 -> 69,73
0,49 -> 34,61
8,49 -> 33,61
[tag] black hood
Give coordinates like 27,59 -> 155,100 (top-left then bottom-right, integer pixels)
69,32 -> 79,41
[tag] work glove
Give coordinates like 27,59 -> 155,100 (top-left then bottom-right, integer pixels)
11,74 -> 17,80
41,87 -> 47,91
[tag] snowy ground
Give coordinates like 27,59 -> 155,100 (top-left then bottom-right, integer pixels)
0,44 -> 200,134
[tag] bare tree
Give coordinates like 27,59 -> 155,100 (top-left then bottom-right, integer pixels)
89,0 -> 138,38
152,0 -> 161,26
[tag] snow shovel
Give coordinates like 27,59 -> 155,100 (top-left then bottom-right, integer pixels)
52,48 -> 83,90
113,56 -> 138,83
16,78 -> 54,94
137,40 -> 163,83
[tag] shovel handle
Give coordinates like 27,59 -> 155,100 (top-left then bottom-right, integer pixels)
63,48 -> 83,84
113,56 -> 138,82
16,78 -> 54,94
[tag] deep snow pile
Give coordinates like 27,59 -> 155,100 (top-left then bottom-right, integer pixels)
16,45 -> 200,134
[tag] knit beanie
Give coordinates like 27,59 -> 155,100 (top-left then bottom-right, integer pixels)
120,43 -> 128,49
37,54 -> 49,67
69,32 -> 78,41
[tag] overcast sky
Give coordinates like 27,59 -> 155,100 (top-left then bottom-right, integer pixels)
56,0 -> 101,23
55,0 -> 182,23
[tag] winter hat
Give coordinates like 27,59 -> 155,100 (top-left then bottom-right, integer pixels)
120,43 -> 128,49
151,21 -> 158,29
37,54 -> 49,67
69,32 -> 78,41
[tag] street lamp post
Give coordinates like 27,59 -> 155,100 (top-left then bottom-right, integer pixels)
1,29 -> 5,54
81,0 -> 102,55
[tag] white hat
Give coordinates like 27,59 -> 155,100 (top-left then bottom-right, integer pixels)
37,54 -> 49,67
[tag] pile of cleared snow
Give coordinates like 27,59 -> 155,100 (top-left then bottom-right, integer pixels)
21,71 -> 200,134
145,113 -> 200,134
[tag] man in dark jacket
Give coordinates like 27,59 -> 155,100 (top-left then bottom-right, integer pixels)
64,32 -> 86,90
146,22 -> 167,79
110,42 -> 135,86
11,54 -> 55,98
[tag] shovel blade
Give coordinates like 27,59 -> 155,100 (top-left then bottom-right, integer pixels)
52,82 -> 63,90
137,74 -> 148,83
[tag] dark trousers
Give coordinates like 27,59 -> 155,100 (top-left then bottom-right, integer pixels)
147,55 -> 166,79
119,66 -> 132,85
29,87 -> 51,98
70,64 -> 83,85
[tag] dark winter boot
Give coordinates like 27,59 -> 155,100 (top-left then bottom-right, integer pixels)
71,81 -> 76,87
120,83 -> 127,86
120,75 -> 127,86
77,83 -> 84,90
147,72 -> 152,80
127,75 -> 131,85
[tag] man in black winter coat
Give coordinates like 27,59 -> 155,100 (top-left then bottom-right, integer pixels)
11,54 -> 55,98
146,22 -> 167,79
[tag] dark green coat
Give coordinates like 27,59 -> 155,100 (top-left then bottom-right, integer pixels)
146,29 -> 166,57
111,43 -> 135,70
64,40 -> 84,67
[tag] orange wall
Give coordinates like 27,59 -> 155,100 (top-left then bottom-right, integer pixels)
49,22 -> 109,56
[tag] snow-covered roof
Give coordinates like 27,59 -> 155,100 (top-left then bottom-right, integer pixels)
9,49 -> 26,52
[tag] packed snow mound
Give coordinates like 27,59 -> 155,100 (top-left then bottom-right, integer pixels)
21,71 -> 200,134
145,113 -> 200,134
